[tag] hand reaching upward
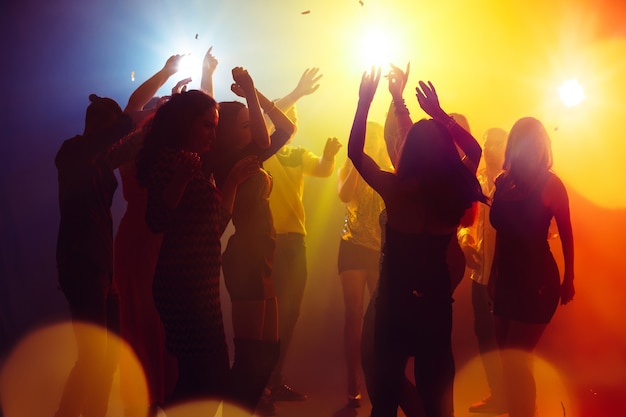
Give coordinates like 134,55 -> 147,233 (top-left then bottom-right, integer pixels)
416,80 -> 446,120
359,66 -> 381,105
323,137 -> 342,159
172,77 -> 192,95
203,47 -> 218,75
231,67 -> 255,95
387,62 -> 410,102
293,67 -> 323,98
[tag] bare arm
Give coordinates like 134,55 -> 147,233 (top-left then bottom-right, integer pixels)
274,67 -> 323,111
258,89 -> 296,141
231,67 -> 270,149
310,138 -> 341,177
200,47 -> 218,97
415,81 -> 482,174
219,155 -> 260,214
229,81 -> 295,162
125,54 -> 183,113
548,175 -> 575,304
384,63 -> 412,166
347,67 -> 389,193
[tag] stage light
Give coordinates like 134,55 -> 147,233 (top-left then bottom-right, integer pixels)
176,53 -> 199,79
559,79 -> 585,107
361,29 -> 392,68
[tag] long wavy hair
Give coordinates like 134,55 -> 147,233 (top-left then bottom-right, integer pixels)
136,90 -> 217,188
395,118 -> 485,226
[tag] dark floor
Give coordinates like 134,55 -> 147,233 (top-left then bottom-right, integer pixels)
2,269 -> 624,417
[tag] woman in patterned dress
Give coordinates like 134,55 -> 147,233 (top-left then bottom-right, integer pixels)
136,90 -> 258,406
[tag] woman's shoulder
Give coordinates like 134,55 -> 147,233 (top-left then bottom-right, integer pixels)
543,171 -> 567,197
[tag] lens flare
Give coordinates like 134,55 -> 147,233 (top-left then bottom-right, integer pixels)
456,350 -> 577,417
0,321 -> 148,417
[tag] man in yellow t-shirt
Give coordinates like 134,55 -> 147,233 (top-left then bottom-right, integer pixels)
259,68 -> 342,412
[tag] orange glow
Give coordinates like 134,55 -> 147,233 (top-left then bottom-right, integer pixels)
162,399 -> 231,417
0,322 -> 148,417
456,351 -> 576,417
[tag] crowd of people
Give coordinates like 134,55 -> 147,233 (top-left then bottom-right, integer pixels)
53,48 -> 575,417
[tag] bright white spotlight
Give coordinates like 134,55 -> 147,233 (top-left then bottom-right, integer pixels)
176,53 -> 200,79
361,29 -> 392,67
558,79 -> 585,107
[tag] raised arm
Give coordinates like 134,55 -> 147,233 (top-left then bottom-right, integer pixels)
348,67 -> 383,192
384,63 -> 412,166
309,137 -> 341,177
124,54 -> 183,113
231,67 -> 270,150
257,89 -> 296,143
416,81 -> 482,174
274,67 -> 323,111
200,47 -> 218,97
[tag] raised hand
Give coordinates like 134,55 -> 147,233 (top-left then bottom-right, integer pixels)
415,80 -> 446,119
203,46 -> 218,75
172,77 -> 192,95
163,54 -> 185,77
293,67 -> 323,97
230,82 -> 245,98
323,137 -> 343,159
359,66 -> 381,104
387,62 -> 410,101
231,67 -> 255,95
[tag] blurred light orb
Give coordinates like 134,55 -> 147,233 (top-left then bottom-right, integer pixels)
456,350 -> 578,417
559,79 -> 585,107
0,321 -> 148,417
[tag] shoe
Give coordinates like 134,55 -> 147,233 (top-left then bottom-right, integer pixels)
270,383 -> 308,402
469,395 -> 507,414
255,392 -> 276,416
347,393 -> 362,408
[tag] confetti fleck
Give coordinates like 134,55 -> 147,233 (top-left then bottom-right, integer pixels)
131,71 -> 135,82
301,10 -> 310,14
195,33 -> 198,39
359,0 -> 364,5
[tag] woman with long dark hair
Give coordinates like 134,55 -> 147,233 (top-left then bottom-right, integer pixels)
136,90 -> 257,407
347,68 -> 485,417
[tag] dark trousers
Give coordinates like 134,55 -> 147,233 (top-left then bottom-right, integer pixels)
55,258 -> 120,417
371,294 -> 454,417
268,233 -> 307,387
472,280 -> 504,399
